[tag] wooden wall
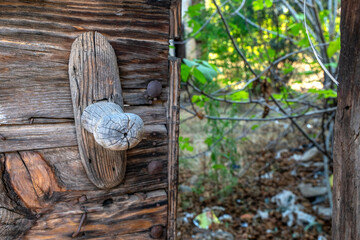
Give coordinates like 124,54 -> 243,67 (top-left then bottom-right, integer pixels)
0,0 -> 181,239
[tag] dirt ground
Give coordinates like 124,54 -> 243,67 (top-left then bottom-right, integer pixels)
177,114 -> 332,240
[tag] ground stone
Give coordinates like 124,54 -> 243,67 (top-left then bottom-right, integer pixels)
298,183 -> 327,198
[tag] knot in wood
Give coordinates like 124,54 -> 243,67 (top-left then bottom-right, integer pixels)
81,102 -> 144,150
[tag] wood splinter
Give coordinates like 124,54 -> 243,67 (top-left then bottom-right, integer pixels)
69,31 -> 144,189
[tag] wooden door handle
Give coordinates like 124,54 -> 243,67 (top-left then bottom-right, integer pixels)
81,101 -> 144,150
68,31 -> 144,189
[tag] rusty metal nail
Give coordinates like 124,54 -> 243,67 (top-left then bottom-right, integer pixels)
150,225 -> 163,239
147,80 -> 162,98
148,161 -> 163,175
72,211 -> 87,238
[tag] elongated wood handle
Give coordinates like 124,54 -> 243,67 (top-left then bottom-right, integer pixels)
81,101 -> 144,150
68,31 -> 142,189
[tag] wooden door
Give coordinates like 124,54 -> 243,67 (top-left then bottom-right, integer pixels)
0,0 -> 181,239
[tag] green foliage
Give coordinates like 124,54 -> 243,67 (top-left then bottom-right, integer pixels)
180,0 -> 340,199
327,37 -> 341,58
182,59 -> 218,84
179,136 -> 194,152
308,89 -> 337,99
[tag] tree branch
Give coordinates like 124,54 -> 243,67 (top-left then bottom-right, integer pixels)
212,0 -> 257,76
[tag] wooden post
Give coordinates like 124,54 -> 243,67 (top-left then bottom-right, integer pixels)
333,0 -> 360,239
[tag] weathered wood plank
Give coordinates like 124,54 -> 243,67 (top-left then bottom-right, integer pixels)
170,0 -> 182,39
0,0 -> 179,238
167,57 -> 180,240
24,190 -> 167,239
68,31 -> 128,189
0,124 -> 167,152
4,152 -> 65,211
39,146 -> 168,191
0,123 -> 77,152
0,0 -> 170,126
0,97 -> 166,124
0,86 -> 168,125
0,150 -> 168,238
0,153 -> 34,239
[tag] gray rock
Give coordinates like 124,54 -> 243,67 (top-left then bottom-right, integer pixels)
298,183 -> 327,198
179,184 -> 192,193
313,205 -> 332,220
292,147 -> 321,162
192,229 -> 234,240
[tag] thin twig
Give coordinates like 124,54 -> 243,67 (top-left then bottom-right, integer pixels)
270,95 -> 333,160
211,43 -> 329,96
181,104 -> 258,160
181,105 -> 336,122
303,0 -> 338,85
212,0 -> 257,76
188,80 -> 322,109
232,11 -> 297,43
323,121 -> 333,210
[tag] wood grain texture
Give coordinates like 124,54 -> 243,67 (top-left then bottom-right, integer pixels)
0,0 -> 169,125
170,0 -> 182,39
0,123 -> 77,152
24,190 -> 167,240
333,1 -> 360,239
69,31 -> 127,189
0,150 -> 168,239
38,145 -> 169,192
0,124 -> 166,152
0,153 -> 35,240
4,152 -> 65,211
0,125 -> 168,190
0,0 -> 180,238
167,57 -> 180,240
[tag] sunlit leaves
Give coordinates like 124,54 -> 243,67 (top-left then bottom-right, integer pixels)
187,3 -> 204,18
327,37 -> 341,58
253,0 -> 272,11
265,0 -> 273,8
283,63 -> 295,74
179,136 -> 194,152
192,95 -> 209,107
252,0 -> 264,11
308,89 -> 337,99
182,59 -> 219,84
181,64 -> 191,82
229,91 -> 249,101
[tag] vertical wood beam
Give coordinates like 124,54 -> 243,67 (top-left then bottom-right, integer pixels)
167,57 -> 181,240
170,0 -> 182,40
333,1 -> 360,239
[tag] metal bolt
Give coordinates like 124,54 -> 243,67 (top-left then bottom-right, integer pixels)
148,161 -> 163,175
150,225 -> 163,239
147,80 -> 162,98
